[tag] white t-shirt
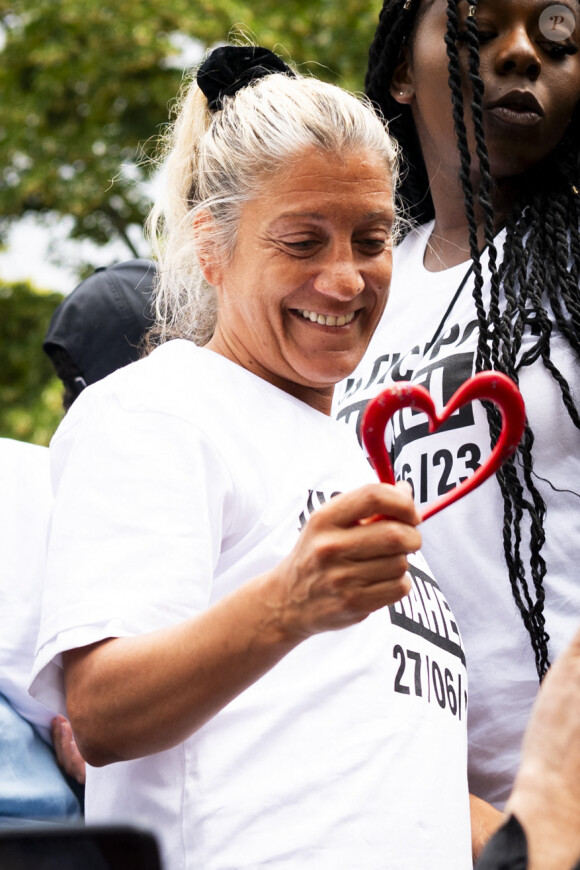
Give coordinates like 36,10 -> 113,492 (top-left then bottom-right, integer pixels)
31,340 -> 471,870
0,438 -> 55,740
334,221 -> 580,807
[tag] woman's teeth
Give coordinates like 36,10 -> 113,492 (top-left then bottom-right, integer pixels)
298,310 -> 355,327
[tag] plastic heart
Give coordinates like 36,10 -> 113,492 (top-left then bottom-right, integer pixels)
361,371 -> 526,521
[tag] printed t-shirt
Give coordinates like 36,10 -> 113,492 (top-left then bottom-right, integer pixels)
31,339 -> 471,870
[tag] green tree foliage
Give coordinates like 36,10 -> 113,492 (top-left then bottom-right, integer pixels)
0,0 -> 379,257
0,0 -> 380,442
0,279 -> 64,445
237,0 -> 379,90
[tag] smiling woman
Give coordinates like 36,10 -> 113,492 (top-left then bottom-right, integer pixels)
28,45 -> 476,870
147,54 -> 397,413
204,146 -> 394,411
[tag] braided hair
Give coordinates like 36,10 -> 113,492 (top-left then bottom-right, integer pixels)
366,0 -> 580,680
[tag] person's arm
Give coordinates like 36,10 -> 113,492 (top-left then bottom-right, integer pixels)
476,625 -> 580,870
470,793 -> 504,863
64,481 -> 420,767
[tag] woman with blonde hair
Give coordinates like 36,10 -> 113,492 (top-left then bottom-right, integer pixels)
31,46 -> 472,869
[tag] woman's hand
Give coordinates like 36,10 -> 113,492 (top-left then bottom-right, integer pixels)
263,481 -> 420,641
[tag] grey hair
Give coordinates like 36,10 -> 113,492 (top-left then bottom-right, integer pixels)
147,64 -> 399,346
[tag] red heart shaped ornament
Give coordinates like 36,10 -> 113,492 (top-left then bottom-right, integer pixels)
361,371 -> 526,521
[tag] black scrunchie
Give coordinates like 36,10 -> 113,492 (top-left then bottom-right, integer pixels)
197,45 -> 295,112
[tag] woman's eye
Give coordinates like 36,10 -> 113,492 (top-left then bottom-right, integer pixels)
283,239 -> 320,254
357,238 -> 389,253
540,41 -> 578,59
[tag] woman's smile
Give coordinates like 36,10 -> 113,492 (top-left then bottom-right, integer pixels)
294,308 -> 357,327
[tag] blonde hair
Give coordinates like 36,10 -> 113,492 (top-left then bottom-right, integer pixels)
147,61 -> 399,346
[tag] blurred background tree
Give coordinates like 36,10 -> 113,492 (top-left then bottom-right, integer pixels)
0,279 -> 64,443
0,0 -> 380,443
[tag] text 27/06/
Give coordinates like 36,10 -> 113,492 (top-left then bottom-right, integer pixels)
393,644 -> 467,720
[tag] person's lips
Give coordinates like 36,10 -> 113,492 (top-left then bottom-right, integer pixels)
485,90 -> 544,126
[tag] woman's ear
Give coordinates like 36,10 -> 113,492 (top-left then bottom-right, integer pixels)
194,211 -> 222,286
390,47 -> 415,106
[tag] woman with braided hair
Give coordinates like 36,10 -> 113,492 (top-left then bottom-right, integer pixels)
334,0 -> 580,814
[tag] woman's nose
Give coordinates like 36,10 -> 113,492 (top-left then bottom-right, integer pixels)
494,27 -> 541,80
313,254 -> 365,299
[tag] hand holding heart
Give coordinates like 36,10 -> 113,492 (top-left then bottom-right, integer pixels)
267,481 -> 421,640
361,371 -> 526,521
265,372 -> 524,641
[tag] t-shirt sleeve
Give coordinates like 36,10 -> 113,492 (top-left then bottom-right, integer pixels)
30,384 -> 233,716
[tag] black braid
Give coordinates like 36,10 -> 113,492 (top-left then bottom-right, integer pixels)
366,0 -> 580,681
462,3 -> 552,674
444,1 -> 494,376
464,5 -> 501,365
568,189 -> 580,329
365,0 -> 432,224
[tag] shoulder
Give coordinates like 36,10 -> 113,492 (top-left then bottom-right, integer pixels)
0,436 -> 49,465
54,339 -> 211,433
0,438 -> 51,500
